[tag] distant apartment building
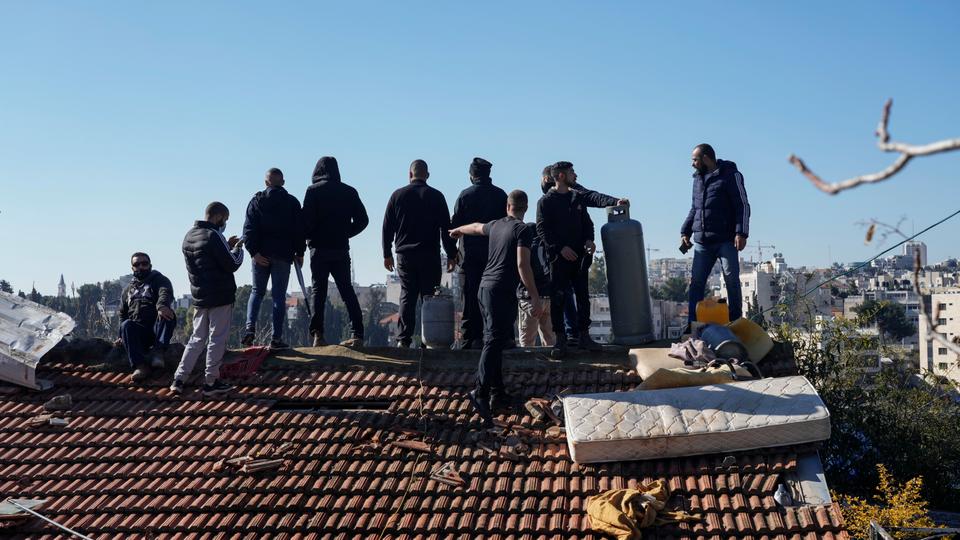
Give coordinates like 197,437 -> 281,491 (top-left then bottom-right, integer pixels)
918,287 -> 960,385
589,295 -> 612,344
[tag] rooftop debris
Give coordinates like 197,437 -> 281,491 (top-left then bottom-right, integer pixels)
0,291 -> 76,390
212,442 -> 295,475
42,394 -> 72,411
429,462 -> 465,487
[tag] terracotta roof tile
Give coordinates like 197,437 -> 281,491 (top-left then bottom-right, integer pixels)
0,352 -> 847,540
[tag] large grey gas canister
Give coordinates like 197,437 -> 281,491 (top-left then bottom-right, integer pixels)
600,205 -> 654,345
421,288 -> 455,349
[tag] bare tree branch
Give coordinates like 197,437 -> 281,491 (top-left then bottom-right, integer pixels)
857,216 -> 908,246
913,252 -> 960,360
789,99 -> 960,195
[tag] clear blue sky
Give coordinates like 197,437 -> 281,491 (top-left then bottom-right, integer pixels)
2,1 -> 958,297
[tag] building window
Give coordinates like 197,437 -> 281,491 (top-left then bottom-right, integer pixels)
939,348 -> 948,355
938,318 -> 948,326
939,363 -> 949,371
939,303 -> 948,310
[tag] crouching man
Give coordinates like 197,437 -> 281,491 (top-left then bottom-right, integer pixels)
171,202 -> 244,398
116,252 -> 176,384
449,190 -> 543,428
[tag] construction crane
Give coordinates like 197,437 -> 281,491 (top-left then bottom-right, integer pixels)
645,247 -> 660,261
753,243 -> 775,263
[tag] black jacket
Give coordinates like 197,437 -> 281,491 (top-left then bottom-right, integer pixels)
303,157 -> 369,259
517,223 -> 551,299
572,182 -> 619,208
382,180 -> 458,259
681,159 -> 750,243
535,189 -> 594,263
182,221 -> 245,308
451,177 -> 507,269
242,186 -> 305,261
119,270 -> 173,329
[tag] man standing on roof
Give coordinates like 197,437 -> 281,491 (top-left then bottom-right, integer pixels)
539,165 -> 628,350
171,202 -> 245,398
450,190 -> 542,428
450,157 -> 507,350
516,222 -> 555,347
116,252 -> 177,384
681,143 -> 750,323
382,159 -> 459,348
302,156 -> 369,348
240,168 -> 304,350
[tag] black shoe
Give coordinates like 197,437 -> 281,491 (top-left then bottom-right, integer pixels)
269,339 -> 290,351
579,332 -> 602,352
131,367 -> 149,384
312,335 -> 327,347
169,379 -> 184,396
566,334 -> 580,348
399,338 -> 412,348
241,333 -> 255,347
551,338 -> 568,360
490,392 -> 522,412
468,390 -> 494,427
202,380 -> 233,398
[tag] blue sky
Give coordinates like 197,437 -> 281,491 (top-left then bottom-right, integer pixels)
1,1 -> 958,297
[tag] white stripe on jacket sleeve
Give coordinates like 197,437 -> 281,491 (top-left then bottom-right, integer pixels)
734,171 -> 750,236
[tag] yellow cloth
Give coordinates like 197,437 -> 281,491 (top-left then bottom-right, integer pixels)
586,481 -> 701,540
637,365 -> 743,390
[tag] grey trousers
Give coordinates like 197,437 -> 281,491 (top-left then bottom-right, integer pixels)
173,304 -> 233,385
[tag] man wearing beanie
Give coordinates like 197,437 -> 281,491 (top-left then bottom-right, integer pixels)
450,157 -> 508,349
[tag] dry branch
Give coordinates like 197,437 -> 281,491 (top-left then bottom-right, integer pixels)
789,99 -> 960,195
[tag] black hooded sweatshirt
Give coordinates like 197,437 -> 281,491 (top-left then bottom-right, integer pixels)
302,157 -> 369,259
118,270 -> 173,329
382,179 -> 458,259
450,176 -> 507,269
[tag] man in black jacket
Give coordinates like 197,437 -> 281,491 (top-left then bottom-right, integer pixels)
241,168 -> 305,350
681,143 -> 750,323
171,202 -> 245,398
382,159 -> 459,348
116,252 -> 176,384
302,156 -> 369,347
450,157 -> 507,349
539,165 -> 627,348
450,190 -> 543,428
536,161 -> 596,359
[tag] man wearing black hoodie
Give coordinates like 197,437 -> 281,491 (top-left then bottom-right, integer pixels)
450,157 -> 507,349
681,143 -> 750,323
382,159 -> 459,348
116,252 -> 176,384
302,156 -> 369,347
241,168 -> 305,350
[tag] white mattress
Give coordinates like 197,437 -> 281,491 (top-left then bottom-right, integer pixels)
563,376 -> 830,463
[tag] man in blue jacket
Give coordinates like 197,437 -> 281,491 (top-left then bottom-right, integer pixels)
680,143 -> 751,323
241,168 -> 305,349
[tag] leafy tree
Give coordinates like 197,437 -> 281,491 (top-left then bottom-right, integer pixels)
853,299 -> 915,342
834,464 -> 934,540
588,254 -> 607,295
774,316 -> 960,510
652,276 -> 688,302
745,292 -> 768,328
29,287 -> 42,303
0,280 -> 12,294
363,286 -> 390,347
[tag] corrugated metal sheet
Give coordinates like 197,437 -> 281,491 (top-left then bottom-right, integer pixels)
0,291 -> 75,389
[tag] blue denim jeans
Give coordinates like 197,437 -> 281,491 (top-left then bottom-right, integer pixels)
120,316 -> 177,368
688,241 -> 742,323
245,259 -> 291,340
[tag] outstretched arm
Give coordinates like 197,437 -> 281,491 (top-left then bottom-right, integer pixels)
449,222 -> 486,239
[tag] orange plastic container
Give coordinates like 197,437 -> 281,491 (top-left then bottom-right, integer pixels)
696,297 -> 730,325
728,318 -> 774,362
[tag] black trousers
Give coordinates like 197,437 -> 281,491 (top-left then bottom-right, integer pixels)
550,256 -> 591,340
397,251 -> 442,342
120,317 -> 176,369
459,264 -> 484,343
476,285 -> 518,398
310,254 -> 364,339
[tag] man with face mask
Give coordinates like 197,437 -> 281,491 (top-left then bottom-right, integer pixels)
681,143 -> 750,324
171,202 -> 245,398
116,252 -> 176,384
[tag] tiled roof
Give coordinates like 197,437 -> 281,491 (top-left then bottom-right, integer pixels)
0,346 -> 847,539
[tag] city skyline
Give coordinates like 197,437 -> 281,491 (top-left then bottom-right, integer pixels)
2,2 -> 958,298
